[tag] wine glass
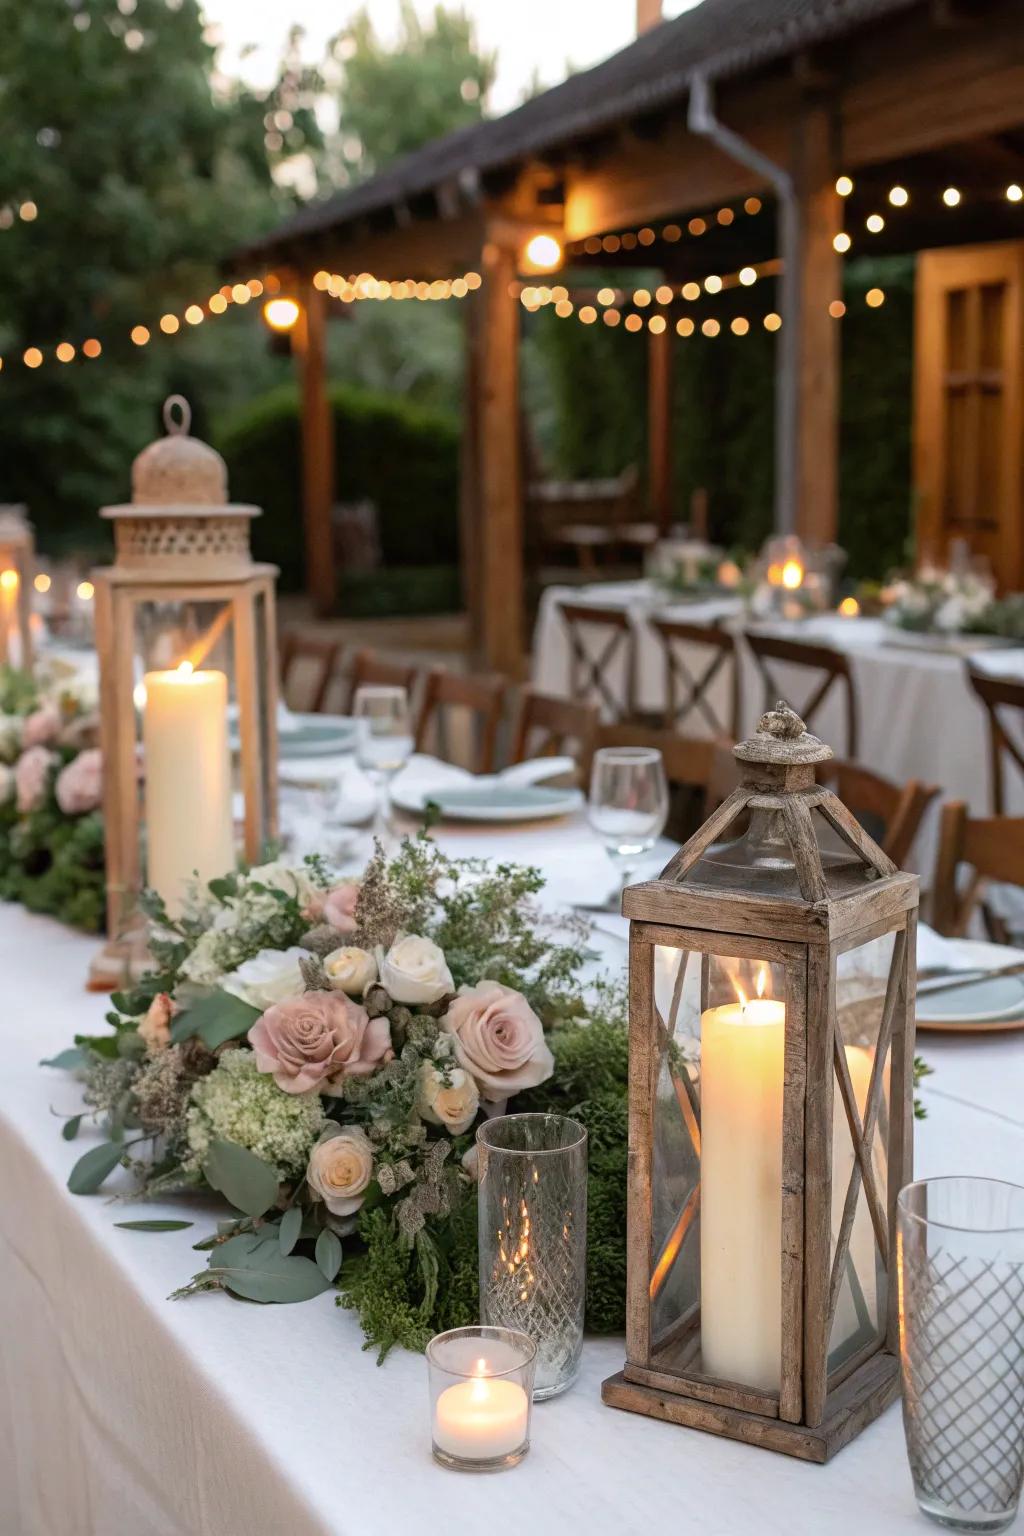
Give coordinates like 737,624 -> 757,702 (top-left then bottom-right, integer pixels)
587,746 -> 669,902
353,684 -> 414,844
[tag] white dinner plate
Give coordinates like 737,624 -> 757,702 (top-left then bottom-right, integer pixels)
232,714 -> 357,759
391,781 -> 583,823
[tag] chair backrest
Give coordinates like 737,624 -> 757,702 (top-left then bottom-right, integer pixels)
649,616 -> 740,737
966,663 -> 1024,814
415,667 -> 508,774
744,631 -> 858,757
932,801 -> 1024,939
510,689 -> 597,769
280,631 -> 343,714
820,760 -> 939,868
558,601 -> 635,721
345,648 -> 419,715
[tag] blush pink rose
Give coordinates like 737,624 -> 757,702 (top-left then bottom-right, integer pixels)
248,990 -> 391,1094
22,704 -> 61,748
442,981 -> 554,1098
320,881 -> 360,934
15,745 -> 57,814
55,748 -> 103,816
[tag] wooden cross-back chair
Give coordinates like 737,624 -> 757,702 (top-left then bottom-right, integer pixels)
649,616 -> 740,737
345,648 -> 419,715
558,601 -> 636,721
966,663 -> 1024,814
819,761 -> 939,869
932,801 -> 1024,942
591,722 -> 736,843
280,631 -> 343,714
510,689 -> 598,770
415,667 -> 508,775
744,631 -> 859,758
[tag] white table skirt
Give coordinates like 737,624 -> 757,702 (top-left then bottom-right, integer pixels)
3,818 -> 1024,1536
531,583 -> 1024,861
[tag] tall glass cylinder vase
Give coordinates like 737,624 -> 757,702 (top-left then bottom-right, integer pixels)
477,1114 -> 587,1399
897,1177 -> 1024,1534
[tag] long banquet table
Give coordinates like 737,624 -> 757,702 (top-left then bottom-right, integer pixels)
531,581 -> 1024,848
3,810 -> 1023,1536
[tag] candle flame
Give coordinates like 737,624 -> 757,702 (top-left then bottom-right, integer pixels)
781,558 -> 803,590
176,660 -> 195,678
838,595 -> 860,617
0,568 -> 18,592
756,964 -> 768,999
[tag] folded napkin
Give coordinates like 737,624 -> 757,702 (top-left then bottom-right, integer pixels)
916,922 -> 992,976
391,754 -> 577,810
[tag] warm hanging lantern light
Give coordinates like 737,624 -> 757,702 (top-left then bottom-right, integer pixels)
603,704 -> 918,1461
90,396 -> 279,988
0,505 -> 36,670
521,232 -> 564,273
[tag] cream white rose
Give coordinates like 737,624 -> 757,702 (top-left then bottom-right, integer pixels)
378,933 -> 453,1005
305,1123 -> 374,1216
417,1061 -> 480,1135
323,945 -> 377,996
222,945 -> 308,1009
245,861 -> 319,908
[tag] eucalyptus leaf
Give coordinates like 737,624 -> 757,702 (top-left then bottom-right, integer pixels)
171,991 -> 261,1050
279,1206 -> 302,1256
209,1247 -> 331,1304
115,1219 -> 194,1232
61,1114 -> 83,1141
315,1226 -> 343,1282
67,1140 -> 125,1195
40,1046 -> 87,1071
203,1139 -> 279,1218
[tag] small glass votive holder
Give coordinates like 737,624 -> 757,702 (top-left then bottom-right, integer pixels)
426,1325 -> 537,1473
897,1177 -> 1024,1533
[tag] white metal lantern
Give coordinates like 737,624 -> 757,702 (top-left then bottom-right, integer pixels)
92,397 -> 279,982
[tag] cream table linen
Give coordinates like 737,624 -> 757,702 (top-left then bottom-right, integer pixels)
1,815 -> 1023,1536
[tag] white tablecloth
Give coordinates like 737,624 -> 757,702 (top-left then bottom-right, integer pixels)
531,583 -> 1024,838
3,814 -> 1024,1536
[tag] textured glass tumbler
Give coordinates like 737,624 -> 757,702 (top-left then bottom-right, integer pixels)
897,1177 -> 1024,1533
477,1113 -> 587,1399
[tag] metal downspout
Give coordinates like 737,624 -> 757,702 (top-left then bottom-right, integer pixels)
687,71 -> 800,535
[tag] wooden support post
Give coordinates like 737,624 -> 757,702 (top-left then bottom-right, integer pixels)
295,281 -> 336,616
477,240 -> 524,677
791,105 -> 842,546
459,294 -> 483,660
648,322 -> 674,531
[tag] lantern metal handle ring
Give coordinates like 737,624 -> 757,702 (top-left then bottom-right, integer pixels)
162,394 -> 192,436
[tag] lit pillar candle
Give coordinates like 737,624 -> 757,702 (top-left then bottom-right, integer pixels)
700,988 -> 785,1391
433,1371 -> 530,1462
0,569 -> 18,665
142,662 -> 234,917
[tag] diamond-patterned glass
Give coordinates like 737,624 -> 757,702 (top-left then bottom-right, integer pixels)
478,1113 -> 587,1399
898,1178 -> 1024,1532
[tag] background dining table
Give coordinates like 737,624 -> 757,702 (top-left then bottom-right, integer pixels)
531,581 -> 1024,881
2,798 -> 1022,1536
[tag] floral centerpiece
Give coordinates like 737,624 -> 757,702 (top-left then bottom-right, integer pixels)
882,567 -> 994,634
0,665 -> 106,932
51,839 -> 635,1354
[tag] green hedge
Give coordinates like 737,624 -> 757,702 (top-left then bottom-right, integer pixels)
215,382 -> 460,594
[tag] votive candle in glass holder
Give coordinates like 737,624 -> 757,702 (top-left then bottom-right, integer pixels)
477,1112 -> 588,1399
427,1325 -> 537,1472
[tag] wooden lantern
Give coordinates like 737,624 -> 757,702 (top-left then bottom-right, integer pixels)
0,505 -> 35,670
91,397 -> 279,986
603,702 -> 918,1462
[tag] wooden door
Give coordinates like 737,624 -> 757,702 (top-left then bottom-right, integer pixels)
914,241 -> 1024,591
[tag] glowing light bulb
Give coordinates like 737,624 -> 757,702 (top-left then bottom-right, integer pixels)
888,185 -> 909,207
942,187 -> 960,207
185,304 -> 204,325
76,580 -> 94,602
159,314 -> 179,334
131,325 -> 150,345
676,317 -> 694,337
764,312 -> 782,332
23,347 -> 42,368
263,297 -> 300,332
33,573 -> 51,594
739,266 -> 757,286
866,214 -> 884,233
866,287 -> 885,308
835,175 -> 853,197
704,275 -> 722,294
833,232 -> 851,253
1007,184 -> 1023,203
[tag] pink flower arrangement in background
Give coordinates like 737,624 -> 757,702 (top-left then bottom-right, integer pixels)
22,704 -> 61,748
55,748 -> 103,816
15,745 -> 57,814
308,880 -> 360,933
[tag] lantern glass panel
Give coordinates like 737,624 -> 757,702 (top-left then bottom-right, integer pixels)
827,932 -> 896,1374
687,800 -> 879,900
648,940 -> 792,1396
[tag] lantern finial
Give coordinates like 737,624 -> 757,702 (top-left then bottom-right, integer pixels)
734,700 -> 833,767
